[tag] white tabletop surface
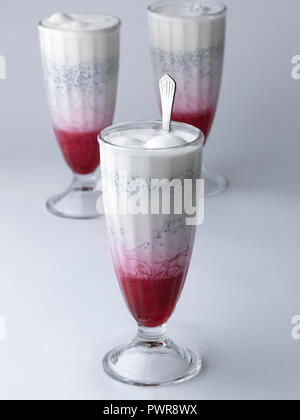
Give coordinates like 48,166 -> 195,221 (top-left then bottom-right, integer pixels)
1,0 -> 300,400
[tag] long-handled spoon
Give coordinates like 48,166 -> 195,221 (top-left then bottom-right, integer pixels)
159,74 -> 176,132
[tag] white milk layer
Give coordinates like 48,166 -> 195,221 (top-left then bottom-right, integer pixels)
39,12 -> 120,64
39,12 -> 120,131
148,1 -> 226,52
100,125 -> 203,254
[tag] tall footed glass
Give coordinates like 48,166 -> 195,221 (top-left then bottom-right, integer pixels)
38,13 -> 120,218
99,121 -> 204,386
148,1 -> 226,196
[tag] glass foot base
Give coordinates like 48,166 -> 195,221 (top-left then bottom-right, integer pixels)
103,326 -> 202,387
46,172 -> 101,219
202,166 -> 227,197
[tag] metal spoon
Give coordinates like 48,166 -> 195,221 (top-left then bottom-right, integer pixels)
159,74 -> 176,132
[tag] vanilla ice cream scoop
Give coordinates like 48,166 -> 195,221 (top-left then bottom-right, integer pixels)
145,132 -> 186,149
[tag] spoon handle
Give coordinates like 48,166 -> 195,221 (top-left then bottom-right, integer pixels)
159,74 -> 176,132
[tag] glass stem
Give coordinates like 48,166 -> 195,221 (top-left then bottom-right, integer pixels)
72,170 -> 98,192
137,324 -> 167,343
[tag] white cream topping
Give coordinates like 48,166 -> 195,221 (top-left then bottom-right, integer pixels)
39,12 -> 120,65
107,128 -> 195,149
152,1 -> 225,17
148,1 -> 226,52
41,12 -> 119,31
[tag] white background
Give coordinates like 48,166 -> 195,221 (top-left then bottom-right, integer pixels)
0,0 -> 300,400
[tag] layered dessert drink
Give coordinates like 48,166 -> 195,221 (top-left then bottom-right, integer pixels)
39,12 -> 120,218
101,123 -> 202,327
100,121 -> 203,386
148,1 -> 226,141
